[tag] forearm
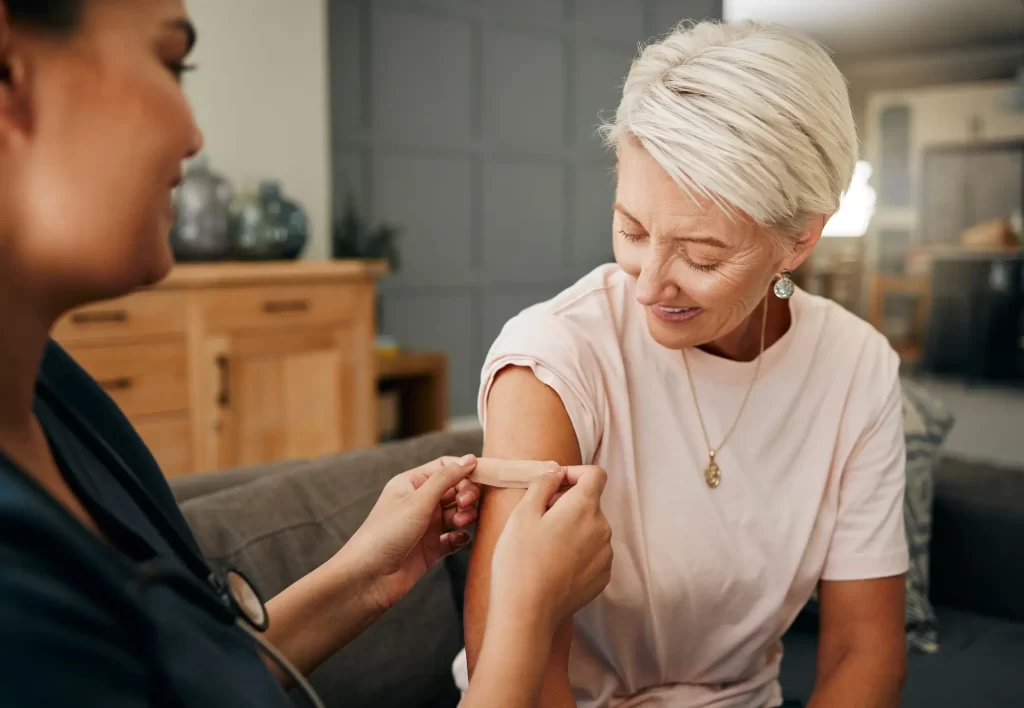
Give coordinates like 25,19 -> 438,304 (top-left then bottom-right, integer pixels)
263,551 -> 382,685
463,615 -> 555,708
808,647 -> 905,708
464,489 -> 577,707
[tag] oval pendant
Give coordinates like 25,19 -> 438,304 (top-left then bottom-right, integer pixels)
704,461 -> 721,488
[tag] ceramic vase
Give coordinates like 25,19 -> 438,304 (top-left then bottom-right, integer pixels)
169,154 -> 235,261
231,180 -> 309,260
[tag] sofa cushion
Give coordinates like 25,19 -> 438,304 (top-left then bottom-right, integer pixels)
931,455 -> 1024,622
780,607 -> 1024,707
179,430 -> 484,708
170,459 -> 311,504
900,379 -> 954,652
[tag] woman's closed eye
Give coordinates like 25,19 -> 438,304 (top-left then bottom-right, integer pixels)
683,257 -> 719,273
166,60 -> 197,82
618,229 -> 721,272
618,229 -> 647,245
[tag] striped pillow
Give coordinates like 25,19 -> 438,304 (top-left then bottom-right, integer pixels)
900,379 -> 954,653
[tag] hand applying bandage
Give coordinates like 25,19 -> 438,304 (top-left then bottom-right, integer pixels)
469,457 -> 570,488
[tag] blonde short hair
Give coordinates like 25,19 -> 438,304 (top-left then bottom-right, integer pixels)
602,20 -> 857,239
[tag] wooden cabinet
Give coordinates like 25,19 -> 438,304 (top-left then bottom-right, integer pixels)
55,261 -> 385,477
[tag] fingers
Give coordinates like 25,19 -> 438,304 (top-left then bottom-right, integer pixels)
438,530 -> 472,557
441,478 -> 479,508
414,454 -> 478,507
408,455 -> 472,490
566,465 -> 607,500
562,465 -> 607,492
443,503 -> 478,529
516,463 -> 565,515
455,478 -> 479,508
545,466 -> 607,511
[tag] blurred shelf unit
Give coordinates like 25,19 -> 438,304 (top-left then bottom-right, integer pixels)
54,261 -> 386,478
799,238 -> 865,315
868,274 -> 931,363
375,351 -> 448,443
862,81 -> 1024,311
861,81 -> 1024,365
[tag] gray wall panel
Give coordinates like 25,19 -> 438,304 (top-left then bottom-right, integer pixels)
576,0 -> 646,44
328,1 -> 364,139
371,10 -> 474,144
372,154 -> 475,286
332,149 -> 367,221
486,31 -> 566,149
483,162 -> 566,280
575,46 -> 637,156
329,1 -> 722,416
484,0 -> 565,27
653,0 -> 723,34
574,165 -> 617,271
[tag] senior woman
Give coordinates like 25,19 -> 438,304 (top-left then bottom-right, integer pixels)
0,1 -> 614,706
462,19 -> 908,708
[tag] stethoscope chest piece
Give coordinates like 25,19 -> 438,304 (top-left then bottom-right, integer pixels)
225,569 -> 268,632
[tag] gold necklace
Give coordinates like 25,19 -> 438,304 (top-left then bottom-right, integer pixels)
681,297 -> 769,489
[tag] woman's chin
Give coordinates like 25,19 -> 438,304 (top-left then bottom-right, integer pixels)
645,310 -> 708,351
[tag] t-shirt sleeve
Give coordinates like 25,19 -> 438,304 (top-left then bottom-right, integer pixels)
478,311 -> 605,464
0,541 -> 151,706
820,361 -> 910,582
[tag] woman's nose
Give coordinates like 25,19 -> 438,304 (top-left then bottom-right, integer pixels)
185,124 -> 205,161
634,260 -> 678,306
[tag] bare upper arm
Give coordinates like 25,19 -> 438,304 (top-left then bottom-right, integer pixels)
464,365 -> 581,705
817,576 -> 906,680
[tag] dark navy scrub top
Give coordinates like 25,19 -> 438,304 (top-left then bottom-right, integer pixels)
0,341 -> 294,707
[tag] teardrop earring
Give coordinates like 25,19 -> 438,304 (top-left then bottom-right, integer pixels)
773,270 -> 795,299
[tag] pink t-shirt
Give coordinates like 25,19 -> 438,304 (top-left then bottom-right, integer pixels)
478,264 -> 909,708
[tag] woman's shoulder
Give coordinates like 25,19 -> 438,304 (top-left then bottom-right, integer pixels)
792,292 -> 901,421
797,290 -> 899,369
36,339 -> 203,555
495,264 -> 632,348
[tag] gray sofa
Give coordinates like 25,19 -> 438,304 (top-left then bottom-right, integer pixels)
171,430 -> 1024,708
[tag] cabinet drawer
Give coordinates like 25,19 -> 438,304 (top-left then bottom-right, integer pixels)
134,415 -> 193,478
54,291 -> 187,343
201,284 -> 356,333
68,342 -> 188,416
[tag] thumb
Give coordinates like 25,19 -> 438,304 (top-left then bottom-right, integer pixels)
416,455 -> 476,506
517,465 -> 566,516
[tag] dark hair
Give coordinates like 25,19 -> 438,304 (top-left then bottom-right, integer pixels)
5,0 -> 82,33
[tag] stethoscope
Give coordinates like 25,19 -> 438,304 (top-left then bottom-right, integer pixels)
36,377 -> 326,708
136,560 -> 325,708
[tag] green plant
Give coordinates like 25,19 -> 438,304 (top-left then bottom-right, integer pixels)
332,194 -> 401,273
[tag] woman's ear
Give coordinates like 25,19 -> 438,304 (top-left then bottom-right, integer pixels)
0,4 -> 11,83
0,7 -> 30,146
782,213 -> 827,272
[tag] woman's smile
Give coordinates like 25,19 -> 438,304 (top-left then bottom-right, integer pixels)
651,304 -> 704,323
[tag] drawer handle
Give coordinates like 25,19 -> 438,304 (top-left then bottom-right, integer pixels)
72,309 -> 128,325
262,299 -> 310,314
216,355 -> 230,407
98,377 -> 133,392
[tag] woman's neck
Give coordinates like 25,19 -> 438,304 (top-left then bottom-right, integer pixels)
0,289 -> 54,432
699,294 -> 791,363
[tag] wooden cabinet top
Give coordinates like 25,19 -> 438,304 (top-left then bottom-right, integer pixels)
150,260 -> 389,290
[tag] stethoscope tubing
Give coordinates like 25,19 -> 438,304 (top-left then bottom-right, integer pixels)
37,379 -> 326,708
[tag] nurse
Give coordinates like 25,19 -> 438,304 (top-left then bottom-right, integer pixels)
0,2 -> 613,707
